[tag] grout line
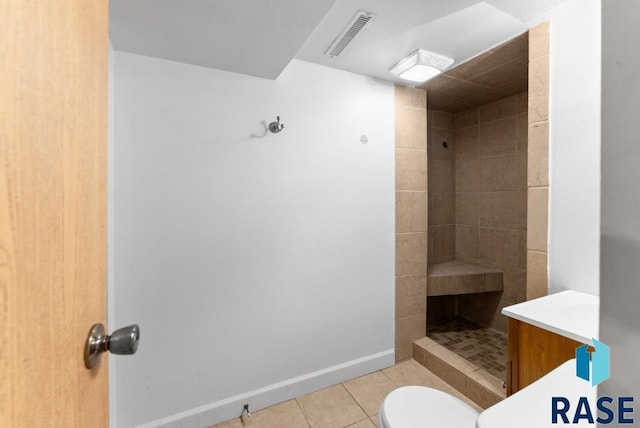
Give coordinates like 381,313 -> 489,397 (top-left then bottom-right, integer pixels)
379,368 -> 400,388
341,381 -> 372,421
395,231 -> 428,236
344,418 -> 373,428
395,147 -> 427,152
527,249 -> 547,255
397,103 -> 427,110
294,397 -> 312,428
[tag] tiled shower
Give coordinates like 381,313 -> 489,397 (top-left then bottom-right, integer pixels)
394,25 -> 551,389
428,93 -> 529,333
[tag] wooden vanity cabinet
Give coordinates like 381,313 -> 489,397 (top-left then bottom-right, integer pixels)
506,318 -> 582,395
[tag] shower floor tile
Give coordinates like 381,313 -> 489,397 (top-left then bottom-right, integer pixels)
427,317 -> 507,380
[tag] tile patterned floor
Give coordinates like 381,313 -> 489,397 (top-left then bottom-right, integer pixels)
427,317 -> 507,380
212,359 -> 482,428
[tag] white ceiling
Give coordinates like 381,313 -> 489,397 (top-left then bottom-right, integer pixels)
109,0 -> 336,79
109,0 -> 569,82
297,1 -> 527,85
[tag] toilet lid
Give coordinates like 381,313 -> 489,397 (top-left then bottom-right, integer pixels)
380,386 -> 479,428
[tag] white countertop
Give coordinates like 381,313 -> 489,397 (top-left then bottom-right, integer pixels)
501,290 -> 599,344
477,359 -> 597,428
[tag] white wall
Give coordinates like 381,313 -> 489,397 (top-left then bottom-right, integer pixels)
548,0 -> 601,296
600,0 -> 640,400
111,53 -> 395,427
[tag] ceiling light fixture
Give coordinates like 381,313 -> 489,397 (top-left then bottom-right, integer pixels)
389,49 -> 454,83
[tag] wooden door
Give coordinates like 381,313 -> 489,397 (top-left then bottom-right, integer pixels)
0,1 -> 109,426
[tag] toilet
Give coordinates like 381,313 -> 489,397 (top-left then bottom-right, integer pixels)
378,386 -> 479,428
378,359 -> 593,427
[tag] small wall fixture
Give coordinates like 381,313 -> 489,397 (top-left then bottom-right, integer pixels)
268,116 -> 285,134
389,49 -> 454,83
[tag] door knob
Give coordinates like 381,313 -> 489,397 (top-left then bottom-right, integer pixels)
84,323 -> 140,369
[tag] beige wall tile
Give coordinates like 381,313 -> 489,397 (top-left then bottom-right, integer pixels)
430,127 -> 454,160
464,376 -> 503,409
529,22 -> 550,60
396,273 -> 427,318
501,265 -> 527,303
428,192 -> 454,226
470,61 -> 528,88
454,126 -> 479,160
297,385 -> 366,428
414,337 -> 439,350
456,292 -> 504,332
491,32 -> 527,62
528,121 -> 549,187
455,225 -> 479,259
479,155 -> 518,191
429,225 -> 455,260
485,272 -> 503,292
419,348 -> 467,392
396,191 -> 428,232
517,92 -> 528,113
426,275 -> 450,296
429,256 -> 456,266
518,230 -> 527,269
343,372 -> 397,416
527,187 -> 548,252
456,159 -> 481,192
395,84 -> 427,110
479,227 -> 519,266
517,151 -> 528,191
454,108 -> 479,129
426,295 -> 457,322
428,159 -> 454,193
431,110 -> 455,129
396,232 -> 428,276
396,106 -> 427,149
527,251 -> 548,299
382,359 -> 447,389
479,116 -> 517,158
478,191 -> 526,229
446,52 -> 511,81
450,274 -> 485,294
516,112 -> 528,152
528,53 -> 549,123
479,95 -> 517,123
395,313 -> 426,361
396,149 -> 427,191
468,369 -> 505,398
455,193 -> 479,225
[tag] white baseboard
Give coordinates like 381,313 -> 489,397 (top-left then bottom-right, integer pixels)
137,349 -> 395,428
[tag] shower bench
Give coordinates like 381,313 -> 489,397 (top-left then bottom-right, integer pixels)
427,261 -> 503,296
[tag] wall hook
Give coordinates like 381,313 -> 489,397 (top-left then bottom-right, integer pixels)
268,116 -> 285,134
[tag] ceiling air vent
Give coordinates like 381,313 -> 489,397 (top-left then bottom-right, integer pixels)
325,10 -> 376,58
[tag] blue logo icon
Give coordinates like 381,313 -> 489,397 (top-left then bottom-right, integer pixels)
576,338 -> 610,386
